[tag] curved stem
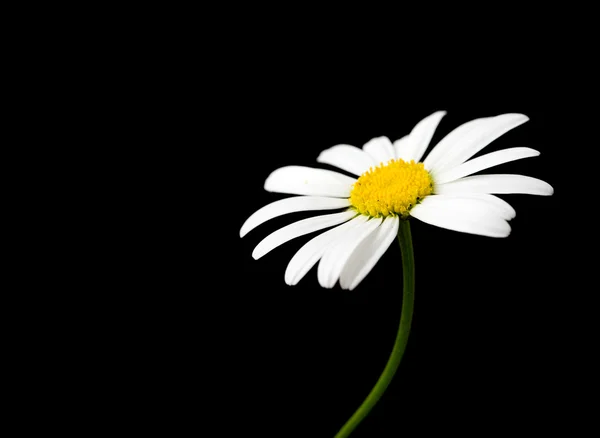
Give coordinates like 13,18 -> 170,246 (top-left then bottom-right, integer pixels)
334,219 -> 415,438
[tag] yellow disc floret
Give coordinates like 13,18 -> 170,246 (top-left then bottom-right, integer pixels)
350,159 -> 433,218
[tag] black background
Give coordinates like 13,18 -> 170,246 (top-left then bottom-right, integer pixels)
12,7 -> 592,436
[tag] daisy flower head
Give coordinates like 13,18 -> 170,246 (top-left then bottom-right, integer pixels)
240,111 -> 553,290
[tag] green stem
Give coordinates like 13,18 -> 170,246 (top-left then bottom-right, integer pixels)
334,219 -> 415,438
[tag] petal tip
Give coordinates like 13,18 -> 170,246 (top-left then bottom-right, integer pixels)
538,180 -> 554,196
348,280 -> 360,291
240,221 -> 251,238
284,270 -> 298,286
510,113 -> 530,125
263,181 -> 275,192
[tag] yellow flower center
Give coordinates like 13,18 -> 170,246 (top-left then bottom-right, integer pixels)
350,159 -> 433,218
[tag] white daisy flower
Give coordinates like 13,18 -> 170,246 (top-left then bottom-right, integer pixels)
240,111 -> 553,290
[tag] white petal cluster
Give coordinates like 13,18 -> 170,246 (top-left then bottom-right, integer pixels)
240,112 -> 553,289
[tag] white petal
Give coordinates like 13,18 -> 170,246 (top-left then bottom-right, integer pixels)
252,210 -> 356,260
425,193 -> 516,220
340,215 -> 399,291
240,196 -> 351,237
284,215 -> 365,286
317,216 -> 382,289
316,144 -> 376,176
362,136 -> 396,166
423,117 -> 492,170
433,147 -> 540,184
429,114 -> 529,174
471,194 -> 516,220
396,111 -> 447,163
435,174 -> 554,196
416,194 -> 513,220
393,135 -> 409,159
410,197 -> 511,238
264,166 -> 356,197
